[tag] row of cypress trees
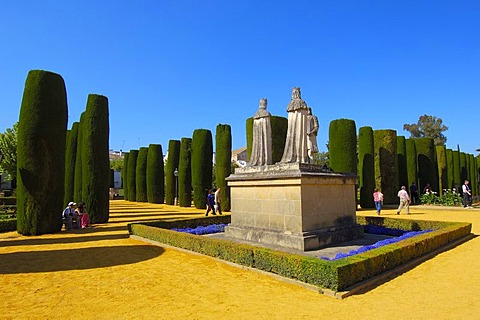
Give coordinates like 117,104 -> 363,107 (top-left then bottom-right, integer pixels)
123,125 -> 232,211
16,70 -> 110,236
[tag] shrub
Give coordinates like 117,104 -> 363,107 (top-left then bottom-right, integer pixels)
165,140 -> 181,205
329,119 -> 357,174
127,149 -> 138,201
178,138 -> 192,207
135,147 -> 149,202
191,129 -> 213,209
17,70 -> 67,235
215,124 -> 231,211
374,130 -> 398,204
358,126 -> 375,208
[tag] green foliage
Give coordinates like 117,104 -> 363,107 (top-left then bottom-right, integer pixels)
358,126 -> 375,208
123,152 -> 129,200
146,144 -> 164,204
74,113 -> 85,203
312,151 -> 329,166
135,147 -> 148,202
110,159 -> 124,171
403,114 -> 448,146
446,149 -> 454,191
405,139 -> 418,189
436,145 -> 448,196
415,138 -> 438,193
165,140 -> 180,205
178,138 -> 192,207
81,94 -> 110,223
373,130 -> 398,204
329,119 -> 357,174
17,70 -> 67,235
191,129 -> 213,209
460,152 -> 467,182
420,189 -> 463,206
452,150 -> 461,188
215,124 -> 232,211
127,150 -> 138,201
64,122 -> 79,206
397,136 -> 408,188
0,122 -> 18,180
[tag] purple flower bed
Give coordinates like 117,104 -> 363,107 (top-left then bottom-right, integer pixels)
320,226 -> 432,261
172,223 -> 227,235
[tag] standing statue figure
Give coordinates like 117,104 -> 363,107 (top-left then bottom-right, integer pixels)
249,98 -> 272,166
307,107 -> 319,162
280,87 -> 310,163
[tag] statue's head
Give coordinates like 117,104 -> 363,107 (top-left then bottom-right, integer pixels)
259,98 -> 267,109
292,87 -> 301,99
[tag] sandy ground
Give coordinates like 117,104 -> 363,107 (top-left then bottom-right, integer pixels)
1,201 -> 479,320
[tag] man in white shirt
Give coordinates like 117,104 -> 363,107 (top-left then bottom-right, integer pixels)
62,202 -> 78,230
397,186 -> 411,215
462,180 -> 472,208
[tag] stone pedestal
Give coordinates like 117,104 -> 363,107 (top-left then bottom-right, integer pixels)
225,163 -> 363,251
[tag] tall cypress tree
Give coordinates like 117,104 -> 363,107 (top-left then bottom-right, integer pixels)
215,124 -> 232,211
82,94 -> 110,223
64,122 -> 79,206
165,140 -> 181,205
135,147 -> 149,202
452,150 -> 461,192
358,126 -> 375,208
17,70 -> 68,235
191,129 -> 213,209
123,152 -> 129,200
406,139 -> 418,190
436,145 -> 448,196
74,112 -> 85,203
329,119 -> 357,174
146,144 -> 164,203
460,152 -> 467,183
178,138 -> 192,207
127,149 -> 138,201
446,149 -> 454,190
374,129 -> 398,204
397,136 -> 408,188
415,138 -> 438,193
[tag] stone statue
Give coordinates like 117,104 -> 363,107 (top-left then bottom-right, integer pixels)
307,107 -> 319,161
249,98 -> 272,166
280,87 -> 310,163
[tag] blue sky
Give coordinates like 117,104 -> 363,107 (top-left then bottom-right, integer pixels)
1,1 -> 479,155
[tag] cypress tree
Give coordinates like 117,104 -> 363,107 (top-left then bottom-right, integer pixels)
127,149 -> 138,201
165,140 -> 181,205
215,124 -> 232,211
123,152 -> 129,200
191,129 -> 213,209
178,138 -> 192,207
415,138 -> 438,193
357,126 -> 375,208
64,122 -> 79,206
373,130 -> 398,204
397,136 -> 408,188
135,147 -> 148,202
329,119 -> 357,174
468,154 -> 476,196
17,70 -> 68,235
436,145 -> 448,196
146,144 -> 164,203
452,150 -> 461,192
446,149 -> 454,190
82,94 -> 110,223
406,139 -> 418,190
246,116 -> 287,163
74,112 -> 85,203
460,152 -> 467,183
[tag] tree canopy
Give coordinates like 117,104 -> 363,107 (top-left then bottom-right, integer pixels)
403,114 -> 448,146
0,122 -> 18,180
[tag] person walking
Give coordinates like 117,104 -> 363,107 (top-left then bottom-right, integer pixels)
397,186 -> 411,215
205,190 -> 216,216
373,189 -> 384,215
462,180 -> 472,208
214,188 -> 222,215
410,182 -> 419,204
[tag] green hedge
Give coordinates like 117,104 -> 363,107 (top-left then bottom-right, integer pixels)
246,116 -> 287,164
129,216 -> 471,292
329,119 -> 357,174
405,139 -> 418,191
358,126 -> 375,208
135,147 -> 149,202
146,144 -> 164,204
415,138 -> 438,194
452,150 -> 461,190
191,129 -> 213,209
64,122 -> 79,206
74,112 -> 85,203
0,218 -> 17,233
127,149 -> 138,201
446,149 -> 454,191
397,136 -> 408,188
178,138 -> 192,207
460,152 -> 467,183
436,146 -> 448,196
374,130 -> 398,204
81,94 -> 110,223
165,140 -> 181,205
17,70 -> 67,235
123,152 -> 129,201
215,124 -> 231,211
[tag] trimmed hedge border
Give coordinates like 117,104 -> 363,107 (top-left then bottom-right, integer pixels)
128,216 -> 471,292
0,218 -> 17,232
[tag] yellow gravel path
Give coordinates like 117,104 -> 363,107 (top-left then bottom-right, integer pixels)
1,201 -> 479,319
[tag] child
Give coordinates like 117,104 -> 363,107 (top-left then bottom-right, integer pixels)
205,190 -> 216,216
